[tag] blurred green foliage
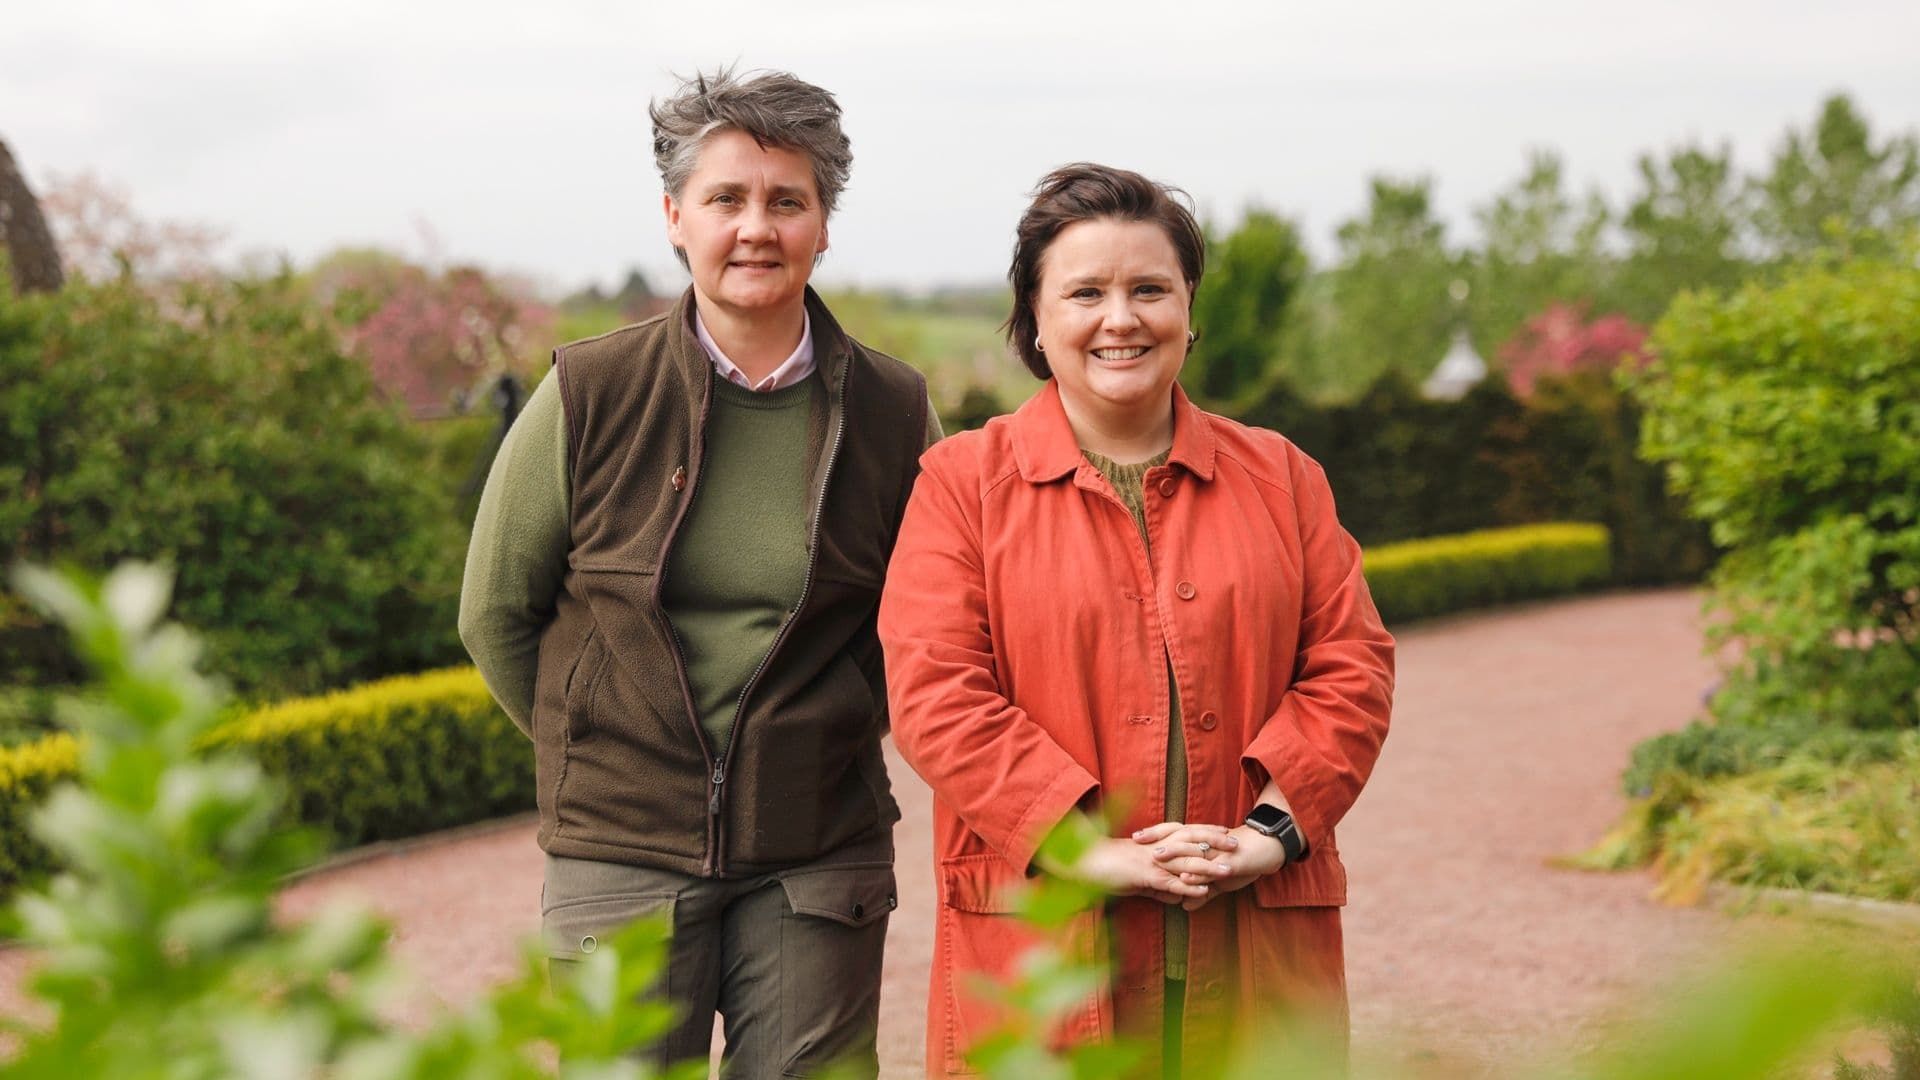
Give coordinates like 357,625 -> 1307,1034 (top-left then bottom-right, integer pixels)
1271,94 -> 1916,406
1753,95 -> 1920,262
1,563 -> 694,1079
1577,742 -> 1920,906
1183,209 -> 1307,408
0,272 -> 468,729
0,666 -> 529,899
4,566 -> 1913,1078
1287,176 -> 1458,400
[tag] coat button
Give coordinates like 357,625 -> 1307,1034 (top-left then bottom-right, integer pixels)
579,935 -> 597,953
671,466 -> 687,492
1158,477 -> 1177,497
1175,581 -> 1197,600
1198,711 -> 1219,731
853,903 -> 866,919
1205,979 -> 1225,1000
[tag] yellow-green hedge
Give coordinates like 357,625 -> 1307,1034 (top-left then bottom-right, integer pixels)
1363,523 -> 1613,625
0,667 -> 528,896
0,522 -> 1611,897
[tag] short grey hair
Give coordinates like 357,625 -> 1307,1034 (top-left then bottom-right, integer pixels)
650,67 -> 853,217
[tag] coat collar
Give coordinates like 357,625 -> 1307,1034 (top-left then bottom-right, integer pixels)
1011,379 -> 1218,484
668,285 -> 856,390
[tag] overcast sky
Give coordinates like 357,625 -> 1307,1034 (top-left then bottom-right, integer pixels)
6,0 -> 1918,295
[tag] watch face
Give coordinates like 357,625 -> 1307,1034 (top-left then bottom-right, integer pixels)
1246,804 -> 1291,834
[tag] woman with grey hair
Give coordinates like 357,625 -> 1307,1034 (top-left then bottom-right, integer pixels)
459,67 -> 938,1076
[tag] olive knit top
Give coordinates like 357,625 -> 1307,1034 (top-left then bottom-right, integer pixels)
1083,448 -> 1189,980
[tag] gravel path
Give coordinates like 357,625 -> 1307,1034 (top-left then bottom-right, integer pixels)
0,589 -> 1740,1075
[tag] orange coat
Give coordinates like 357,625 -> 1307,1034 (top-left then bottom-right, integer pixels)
878,381 -> 1395,1077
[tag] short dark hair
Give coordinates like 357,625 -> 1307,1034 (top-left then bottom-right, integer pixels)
1004,163 -> 1206,379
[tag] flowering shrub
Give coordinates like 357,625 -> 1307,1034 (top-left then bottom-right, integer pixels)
307,250 -> 555,418
1497,302 -> 1649,397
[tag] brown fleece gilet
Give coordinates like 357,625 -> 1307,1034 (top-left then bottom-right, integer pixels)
530,288 -> 930,877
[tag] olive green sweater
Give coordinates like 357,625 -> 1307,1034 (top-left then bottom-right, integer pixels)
660,375 -> 816,752
1083,449 -> 1189,980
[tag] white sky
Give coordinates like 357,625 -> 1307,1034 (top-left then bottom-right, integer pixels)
5,0 -> 1918,295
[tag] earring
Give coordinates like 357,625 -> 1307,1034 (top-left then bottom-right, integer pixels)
1187,330 -> 1197,345
1034,334 -> 1045,353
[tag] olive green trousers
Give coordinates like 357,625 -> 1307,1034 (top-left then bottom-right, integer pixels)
543,847 -> 896,1078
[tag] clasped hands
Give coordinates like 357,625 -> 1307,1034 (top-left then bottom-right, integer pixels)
1070,821 -> 1289,912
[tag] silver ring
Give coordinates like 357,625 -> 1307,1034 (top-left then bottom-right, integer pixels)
1197,842 -> 1210,855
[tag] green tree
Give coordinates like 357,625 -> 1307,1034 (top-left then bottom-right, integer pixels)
0,273 -> 466,710
1618,141 -> 1754,322
1753,93 -> 1920,260
1304,177 -> 1458,400
1468,150 -> 1613,352
1182,208 -> 1307,407
1629,254 -> 1920,730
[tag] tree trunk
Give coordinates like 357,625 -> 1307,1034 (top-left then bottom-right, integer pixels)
0,138 -> 65,294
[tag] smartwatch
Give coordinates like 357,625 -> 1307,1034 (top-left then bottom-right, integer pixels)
1243,804 -> 1310,864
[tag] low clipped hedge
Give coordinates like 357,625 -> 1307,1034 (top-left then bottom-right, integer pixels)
0,521 -> 1611,899
0,667 -> 529,897
1363,523 -> 1613,624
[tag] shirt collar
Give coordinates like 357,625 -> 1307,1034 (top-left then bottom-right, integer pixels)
693,308 -> 817,392
1011,379 -> 1218,484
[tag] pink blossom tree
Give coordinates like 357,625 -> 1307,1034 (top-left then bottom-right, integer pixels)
1497,302 -> 1650,397
307,251 -> 555,418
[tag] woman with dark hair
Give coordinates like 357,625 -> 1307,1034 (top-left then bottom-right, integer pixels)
878,163 -> 1394,1077
460,67 -> 937,1076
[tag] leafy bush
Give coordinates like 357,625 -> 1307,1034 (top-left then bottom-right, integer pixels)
1363,523 -> 1612,624
1,562 -> 684,1078
1578,740 -> 1920,905
1622,717 -> 1908,797
0,272 -> 467,712
1630,255 -> 1920,729
0,666 -> 528,898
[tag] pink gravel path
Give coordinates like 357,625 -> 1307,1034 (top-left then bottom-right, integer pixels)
0,589 -> 1740,1076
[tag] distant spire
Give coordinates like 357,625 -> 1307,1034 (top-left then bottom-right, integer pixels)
1423,278 -> 1485,400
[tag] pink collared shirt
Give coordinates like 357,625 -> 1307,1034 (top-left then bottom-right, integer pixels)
693,310 -> 817,392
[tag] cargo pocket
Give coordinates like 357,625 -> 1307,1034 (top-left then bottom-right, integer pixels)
938,855 -> 1109,1076
541,891 -> 676,987
777,865 -> 896,1077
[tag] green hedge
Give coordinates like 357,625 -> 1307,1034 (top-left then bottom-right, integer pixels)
1236,371 -> 1711,586
1364,523 -> 1613,624
0,667 -> 528,897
